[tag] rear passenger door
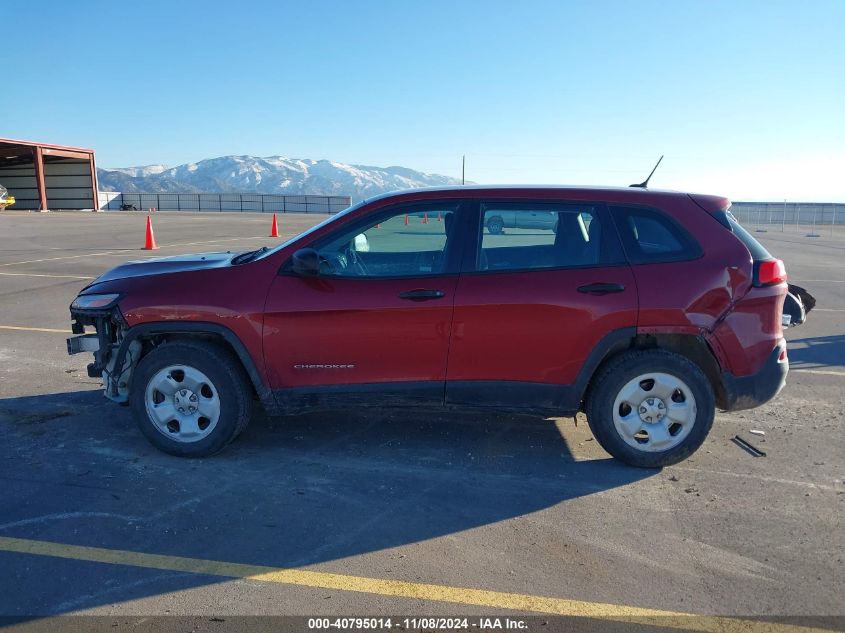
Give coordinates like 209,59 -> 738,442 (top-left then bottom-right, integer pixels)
445,200 -> 638,413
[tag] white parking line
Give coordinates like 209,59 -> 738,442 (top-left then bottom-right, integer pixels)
0,272 -> 94,280
0,237 -> 272,267
791,368 -> 845,377
0,250 -> 120,267
673,466 -> 839,491
155,236 -> 271,248
791,279 -> 845,283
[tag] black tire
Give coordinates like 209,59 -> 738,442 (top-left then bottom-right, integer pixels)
487,216 -> 504,234
129,340 -> 252,457
585,350 -> 715,468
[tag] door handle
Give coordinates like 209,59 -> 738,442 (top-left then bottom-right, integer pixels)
577,282 -> 626,295
399,289 -> 446,301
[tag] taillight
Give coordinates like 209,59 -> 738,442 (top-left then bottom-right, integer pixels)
754,259 -> 787,287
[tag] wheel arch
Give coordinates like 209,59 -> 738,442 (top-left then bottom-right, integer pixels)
578,330 -> 726,410
112,322 -> 273,408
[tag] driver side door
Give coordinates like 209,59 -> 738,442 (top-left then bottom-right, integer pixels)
263,200 -> 467,410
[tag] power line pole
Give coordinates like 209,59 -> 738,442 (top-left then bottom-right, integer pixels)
462,155 -> 465,185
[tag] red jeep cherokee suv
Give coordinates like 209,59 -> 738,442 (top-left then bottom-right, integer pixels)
67,186 -> 788,467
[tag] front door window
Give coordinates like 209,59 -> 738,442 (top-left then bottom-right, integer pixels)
315,203 -> 460,278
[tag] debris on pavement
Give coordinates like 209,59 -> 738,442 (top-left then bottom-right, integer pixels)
732,435 -> 767,457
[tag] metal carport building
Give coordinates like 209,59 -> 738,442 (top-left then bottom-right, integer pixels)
0,138 -> 98,211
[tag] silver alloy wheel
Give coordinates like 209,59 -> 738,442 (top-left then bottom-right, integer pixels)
144,364 -> 221,443
611,372 -> 697,452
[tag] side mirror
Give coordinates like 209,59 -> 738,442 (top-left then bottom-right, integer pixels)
291,248 -> 321,277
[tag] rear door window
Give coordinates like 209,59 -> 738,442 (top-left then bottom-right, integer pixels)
475,202 -> 622,272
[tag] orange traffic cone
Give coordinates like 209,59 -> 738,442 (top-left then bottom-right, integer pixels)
270,213 -> 280,237
144,215 -> 159,250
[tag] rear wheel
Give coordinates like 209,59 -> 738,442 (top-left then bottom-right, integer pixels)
585,350 -> 714,467
130,341 -> 252,457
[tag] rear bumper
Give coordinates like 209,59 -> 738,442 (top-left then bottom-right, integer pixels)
720,342 -> 788,411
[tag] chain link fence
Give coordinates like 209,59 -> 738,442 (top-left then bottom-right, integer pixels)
730,202 -> 844,237
98,192 -> 351,214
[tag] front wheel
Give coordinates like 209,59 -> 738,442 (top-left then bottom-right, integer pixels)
585,350 -> 715,468
130,341 -> 252,457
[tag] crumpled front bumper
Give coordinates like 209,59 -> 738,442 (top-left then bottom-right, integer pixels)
66,306 -> 125,378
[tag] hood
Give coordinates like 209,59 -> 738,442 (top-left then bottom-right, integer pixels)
88,251 -> 235,286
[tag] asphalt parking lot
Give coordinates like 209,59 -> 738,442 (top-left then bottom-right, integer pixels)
0,211 -> 842,631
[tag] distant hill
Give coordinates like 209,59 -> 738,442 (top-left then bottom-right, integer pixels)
98,155 -> 463,200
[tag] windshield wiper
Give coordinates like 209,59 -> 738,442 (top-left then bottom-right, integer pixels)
231,246 -> 269,265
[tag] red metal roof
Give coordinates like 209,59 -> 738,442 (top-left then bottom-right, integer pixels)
0,137 -> 95,154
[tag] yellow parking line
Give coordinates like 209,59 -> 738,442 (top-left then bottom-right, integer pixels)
0,536 -> 827,632
0,271 -> 94,280
0,325 -> 71,333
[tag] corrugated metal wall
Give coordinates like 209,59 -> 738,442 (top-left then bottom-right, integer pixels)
0,157 -> 95,210
0,163 -> 39,210
44,159 -> 95,209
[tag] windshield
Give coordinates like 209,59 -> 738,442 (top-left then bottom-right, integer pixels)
250,199 -> 368,262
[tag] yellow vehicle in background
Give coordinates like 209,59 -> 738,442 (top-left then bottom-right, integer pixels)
0,184 -> 14,210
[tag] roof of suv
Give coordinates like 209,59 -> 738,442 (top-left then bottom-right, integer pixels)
361,185 -> 720,206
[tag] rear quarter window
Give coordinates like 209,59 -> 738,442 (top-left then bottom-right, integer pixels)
610,205 -> 702,264
713,208 -> 772,261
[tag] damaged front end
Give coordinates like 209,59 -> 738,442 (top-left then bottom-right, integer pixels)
67,294 -> 140,403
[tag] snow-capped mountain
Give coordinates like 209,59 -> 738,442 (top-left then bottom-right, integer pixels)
98,155 -> 462,200
105,164 -> 169,178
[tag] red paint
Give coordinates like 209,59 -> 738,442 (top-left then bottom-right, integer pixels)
709,284 -> 786,375
93,186 -> 787,408
263,275 -> 457,387
447,267 -> 637,384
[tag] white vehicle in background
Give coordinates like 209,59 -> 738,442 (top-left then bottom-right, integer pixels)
0,184 -> 15,211
485,208 -> 558,234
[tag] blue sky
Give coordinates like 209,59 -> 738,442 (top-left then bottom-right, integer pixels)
3,0 -> 844,200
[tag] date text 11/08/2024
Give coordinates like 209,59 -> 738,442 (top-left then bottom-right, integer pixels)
307,617 -> 528,630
